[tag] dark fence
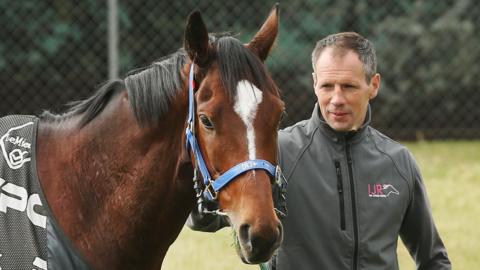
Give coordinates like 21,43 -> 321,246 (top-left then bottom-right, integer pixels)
1,0 -> 479,140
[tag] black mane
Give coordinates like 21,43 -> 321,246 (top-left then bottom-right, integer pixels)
40,34 -> 277,127
214,35 -> 277,98
40,80 -> 125,127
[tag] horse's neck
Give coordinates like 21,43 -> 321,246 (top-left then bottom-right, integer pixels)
37,93 -> 195,269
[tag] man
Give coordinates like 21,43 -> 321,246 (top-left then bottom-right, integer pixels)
188,32 -> 451,270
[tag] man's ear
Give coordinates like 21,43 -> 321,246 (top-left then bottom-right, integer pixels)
369,73 -> 381,99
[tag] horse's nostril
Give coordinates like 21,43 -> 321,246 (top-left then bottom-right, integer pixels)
277,224 -> 283,239
239,224 -> 251,247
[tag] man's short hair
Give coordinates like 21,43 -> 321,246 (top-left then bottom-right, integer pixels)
311,32 -> 377,82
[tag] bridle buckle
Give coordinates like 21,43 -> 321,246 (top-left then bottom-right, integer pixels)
204,179 -> 218,200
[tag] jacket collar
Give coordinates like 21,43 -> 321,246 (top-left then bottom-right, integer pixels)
308,103 -> 371,144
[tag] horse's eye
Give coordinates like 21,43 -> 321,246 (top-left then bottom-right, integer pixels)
199,114 -> 214,130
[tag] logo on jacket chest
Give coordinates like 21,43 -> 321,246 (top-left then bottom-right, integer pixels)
368,183 -> 399,198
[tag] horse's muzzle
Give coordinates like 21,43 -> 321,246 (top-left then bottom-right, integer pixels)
237,221 -> 283,264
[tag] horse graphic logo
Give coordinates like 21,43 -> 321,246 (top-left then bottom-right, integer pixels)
368,183 -> 399,198
0,122 -> 33,170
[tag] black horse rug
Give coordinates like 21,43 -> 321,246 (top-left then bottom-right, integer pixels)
0,115 -> 90,270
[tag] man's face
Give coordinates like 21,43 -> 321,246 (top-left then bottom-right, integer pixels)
313,47 -> 380,132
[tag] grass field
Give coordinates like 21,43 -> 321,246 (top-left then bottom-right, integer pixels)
162,141 -> 480,269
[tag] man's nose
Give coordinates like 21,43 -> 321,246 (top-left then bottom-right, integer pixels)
330,85 -> 346,106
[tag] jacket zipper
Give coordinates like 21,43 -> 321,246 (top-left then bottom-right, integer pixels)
346,143 -> 358,270
334,161 -> 346,230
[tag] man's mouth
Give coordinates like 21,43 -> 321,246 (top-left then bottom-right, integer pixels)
330,111 -> 348,117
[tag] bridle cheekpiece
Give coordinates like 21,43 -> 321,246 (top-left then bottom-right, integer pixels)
185,63 -> 286,217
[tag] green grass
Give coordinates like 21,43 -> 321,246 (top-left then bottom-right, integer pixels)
163,141 -> 480,269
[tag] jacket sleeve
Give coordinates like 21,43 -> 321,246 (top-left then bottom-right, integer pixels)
186,207 -> 230,232
399,156 -> 451,270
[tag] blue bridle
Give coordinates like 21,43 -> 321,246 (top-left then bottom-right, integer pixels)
185,63 -> 279,214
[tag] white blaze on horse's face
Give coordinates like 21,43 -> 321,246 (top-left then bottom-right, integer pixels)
233,80 -> 263,161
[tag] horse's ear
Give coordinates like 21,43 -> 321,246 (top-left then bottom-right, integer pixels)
246,3 -> 279,62
184,10 -> 211,67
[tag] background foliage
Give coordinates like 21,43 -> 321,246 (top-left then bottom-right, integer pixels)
1,0 -> 479,140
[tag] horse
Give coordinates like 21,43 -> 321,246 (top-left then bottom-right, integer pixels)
0,5 -> 284,270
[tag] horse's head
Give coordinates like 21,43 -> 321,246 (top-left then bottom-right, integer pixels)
184,5 -> 284,264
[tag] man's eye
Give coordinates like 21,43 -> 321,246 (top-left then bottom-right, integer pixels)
320,84 -> 333,90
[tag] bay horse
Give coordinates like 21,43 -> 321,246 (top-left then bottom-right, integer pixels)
0,5 -> 284,270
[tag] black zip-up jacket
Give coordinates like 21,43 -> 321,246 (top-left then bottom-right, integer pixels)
273,104 -> 450,270
187,104 -> 451,270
